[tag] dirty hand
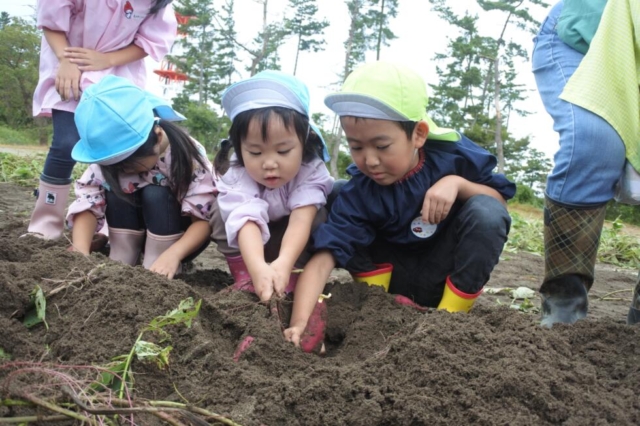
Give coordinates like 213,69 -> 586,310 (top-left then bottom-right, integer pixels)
284,324 -> 305,347
250,263 -> 279,302
269,258 -> 292,297
55,59 -> 82,101
422,175 -> 459,224
149,253 -> 181,279
64,47 -> 112,71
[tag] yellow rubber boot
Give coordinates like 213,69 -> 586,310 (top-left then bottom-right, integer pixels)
437,276 -> 481,313
352,263 -> 393,292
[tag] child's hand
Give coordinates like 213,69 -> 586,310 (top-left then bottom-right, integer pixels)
149,252 -> 181,279
55,59 -> 82,101
269,258 -> 294,296
284,324 -> 305,347
64,47 -> 112,72
250,263 -> 279,302
422,175 -> 460,224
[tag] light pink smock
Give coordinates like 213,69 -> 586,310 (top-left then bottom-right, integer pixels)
33,0 -> 177,117
216,157 -> 334,249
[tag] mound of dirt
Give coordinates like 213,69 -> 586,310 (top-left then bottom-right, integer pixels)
1,183 -> 639,425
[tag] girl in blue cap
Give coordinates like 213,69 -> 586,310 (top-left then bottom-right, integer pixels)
67,75 -> 216,279
211,70 -> 334,302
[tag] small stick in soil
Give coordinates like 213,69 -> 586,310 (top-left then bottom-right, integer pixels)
44,264 -> 105,297
596,289 -> 633,301
0,415 -> 69,423
17,392 -> 99,426
91,396 -> 244,426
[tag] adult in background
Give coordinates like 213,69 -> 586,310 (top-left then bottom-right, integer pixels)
532,0 -> 640,326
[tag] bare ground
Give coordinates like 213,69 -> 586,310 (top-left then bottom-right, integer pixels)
1,182 -> 639,425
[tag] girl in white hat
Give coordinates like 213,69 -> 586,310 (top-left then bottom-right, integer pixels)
211,70 -> 334,302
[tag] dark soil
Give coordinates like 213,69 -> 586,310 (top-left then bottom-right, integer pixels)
1,183 -> 639,425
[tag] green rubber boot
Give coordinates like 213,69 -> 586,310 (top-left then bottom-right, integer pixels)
540,197 -> 606,328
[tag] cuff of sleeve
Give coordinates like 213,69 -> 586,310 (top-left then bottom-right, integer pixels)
225,217 -> 271,249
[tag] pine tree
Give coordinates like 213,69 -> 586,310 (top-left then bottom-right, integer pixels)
169,0 -> 237,151
172,0 -> 219,105
284,0 -> 329,75
365,0 -> 398,60
244,0 -> 289,75
324,0 -> 370,177
212,0 -> 238,92
428,0 -> 548,176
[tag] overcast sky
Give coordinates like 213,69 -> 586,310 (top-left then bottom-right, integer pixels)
2,0 -> 557,160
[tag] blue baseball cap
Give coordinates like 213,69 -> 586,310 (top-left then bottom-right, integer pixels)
72,75 -> 186,165
221,70 -> 330,161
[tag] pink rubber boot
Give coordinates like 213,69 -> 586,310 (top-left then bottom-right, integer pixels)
226,255 -> 255,292
285,270 -> 300,294
24,180 -> 70,240
142,231 -> 183,275
108,227 -> 145,266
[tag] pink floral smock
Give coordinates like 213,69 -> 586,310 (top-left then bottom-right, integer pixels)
66,140 -> 217,232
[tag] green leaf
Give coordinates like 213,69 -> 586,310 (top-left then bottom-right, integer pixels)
146,297 -> 201,334
23,285 -> 48,330
0,347 -> 10,361
134,340 -> 172,370
91,360 -> 128,393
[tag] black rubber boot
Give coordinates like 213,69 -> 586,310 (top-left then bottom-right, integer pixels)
627,273 -> 640,325
540,274 -> 588,328
541,197 -> 605,327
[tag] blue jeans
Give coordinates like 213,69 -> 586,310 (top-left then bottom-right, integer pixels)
42,110 -> 80,185
531,1 -> 625,207
105,185 -> 209,261
367,195 -> 511,308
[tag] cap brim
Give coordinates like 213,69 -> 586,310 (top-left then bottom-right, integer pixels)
422,116 -> 459,142
325,93 -> 406,121
309,122 -> 330,162
222,78 -> 307,120
146,93 -> 186,121
325,93 -> 459,142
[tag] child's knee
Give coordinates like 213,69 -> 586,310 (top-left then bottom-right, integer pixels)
461,195 -> 511,234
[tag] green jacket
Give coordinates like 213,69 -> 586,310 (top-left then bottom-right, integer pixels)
557,0 -> 607,53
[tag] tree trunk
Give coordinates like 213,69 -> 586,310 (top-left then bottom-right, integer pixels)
491,5 -> 514,174
375,0 -> 385,60
328,1 -> 361,178
198,23 -> 205,104
250,0 -> 269,76
494,56 -> 504,173
293,33 -> 301,76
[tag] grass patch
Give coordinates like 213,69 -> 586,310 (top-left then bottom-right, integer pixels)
504,212 -> 544,256
0,125 -> 50,146
0,152 -> 87,187
506,211 -> 640,270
